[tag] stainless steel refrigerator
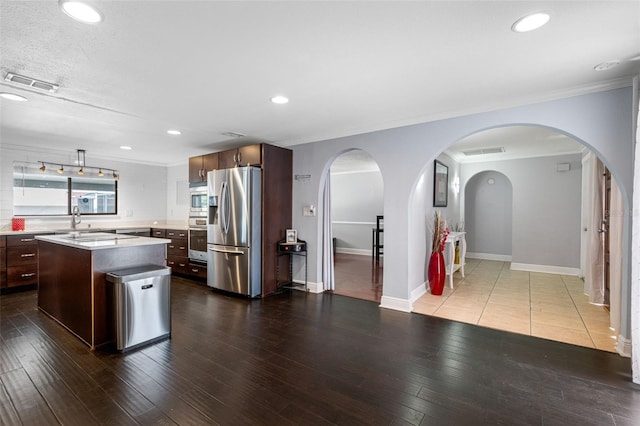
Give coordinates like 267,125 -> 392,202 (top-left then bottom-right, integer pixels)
207,167 -> 261,297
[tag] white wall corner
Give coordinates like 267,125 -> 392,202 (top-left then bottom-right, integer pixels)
379,296 -> 413,312
616,335 -> 632,358
410,282 -> 428,303
302,280 -> 324,294
510,263 -> 580,276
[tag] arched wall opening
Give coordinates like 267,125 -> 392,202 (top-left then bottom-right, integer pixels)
407,123 -> 629,356
313,148 -> 384,300
292,88 -> 633,374
464,171 -> 513,260
329,149 -> 384,302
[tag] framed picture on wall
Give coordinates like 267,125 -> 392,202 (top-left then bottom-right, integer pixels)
433,160 -> 448,207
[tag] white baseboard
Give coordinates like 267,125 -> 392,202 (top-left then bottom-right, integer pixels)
410,282 -> 428,303
510,263 -> 580,276
336,248 -> 378,256
616,335 -> 632,358
466,252 -> 512,261
379,296 -> 412,312
300,280 -> 324,294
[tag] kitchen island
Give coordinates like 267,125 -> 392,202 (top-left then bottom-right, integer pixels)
36,232 -> 171,349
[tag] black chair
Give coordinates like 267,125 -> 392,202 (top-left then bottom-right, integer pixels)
372,215 -> 383,262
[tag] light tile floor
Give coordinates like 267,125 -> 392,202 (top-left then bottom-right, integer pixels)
413,259 -> 617,352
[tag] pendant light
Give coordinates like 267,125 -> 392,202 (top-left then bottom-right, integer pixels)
77,149 -> 86,175
37,149 -> 119,179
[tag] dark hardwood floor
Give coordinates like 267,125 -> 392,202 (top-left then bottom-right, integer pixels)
1,277 -> 639,425
333,253 -> 382,303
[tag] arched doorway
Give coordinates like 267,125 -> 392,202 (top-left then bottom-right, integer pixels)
465,171 -> 513,260
412,125 -> 622,353
328,149 -> 384,302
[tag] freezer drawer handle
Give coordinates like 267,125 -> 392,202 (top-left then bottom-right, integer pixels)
208,247 -> 244,255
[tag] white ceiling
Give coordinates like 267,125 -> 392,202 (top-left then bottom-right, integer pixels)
1,1 -> 638,166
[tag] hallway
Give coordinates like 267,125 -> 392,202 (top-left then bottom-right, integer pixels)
334,254 -> 615,352
414,259 -> 616,352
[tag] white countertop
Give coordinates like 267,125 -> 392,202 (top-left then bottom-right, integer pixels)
36,233 -> 172,251
1,224 -> 188,236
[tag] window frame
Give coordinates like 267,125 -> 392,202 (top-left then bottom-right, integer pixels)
13,169 -> 118,217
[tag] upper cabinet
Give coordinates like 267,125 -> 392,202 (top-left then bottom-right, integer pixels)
189,153 -> 219,183
218,144 -> 262,169
189,144 -> 265,184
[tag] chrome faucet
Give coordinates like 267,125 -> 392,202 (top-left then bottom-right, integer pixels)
71,205 -> 81,229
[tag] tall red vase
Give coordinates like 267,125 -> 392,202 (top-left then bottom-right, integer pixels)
428,251 -> 446,295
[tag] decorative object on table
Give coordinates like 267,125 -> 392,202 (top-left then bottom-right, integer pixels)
433,160 -> 448,207
428,211 -> 449,295
453,222 -> 464,264
285,229 -> 297,243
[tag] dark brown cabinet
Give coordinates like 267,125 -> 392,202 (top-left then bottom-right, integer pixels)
151,228 -> 166,238
260,144 -> 293,296
152,228 -> 206,279
218,144 -> 262,169
189,153 -> 219,183
0,236 -> 6,289
165,229 -> 188,274
5,234 -> 38,289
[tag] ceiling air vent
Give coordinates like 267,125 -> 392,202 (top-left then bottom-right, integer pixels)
462,147 -> 505,156
4,72 -> 59,93
221,131 -> 246,138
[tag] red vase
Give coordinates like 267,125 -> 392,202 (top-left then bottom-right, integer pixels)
428,251 -> 446,295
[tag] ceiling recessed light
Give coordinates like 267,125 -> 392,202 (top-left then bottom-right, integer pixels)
594,60 -> 620,71
0,92 -> 27,101
120,146 -> 132,150
270,95 -> 289,104
511,12 -> 550,33
167,129 -> 182,135
59,0 -> 103,24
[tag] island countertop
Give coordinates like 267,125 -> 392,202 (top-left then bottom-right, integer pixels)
37,232 -> 171,349
36,232 -> 171,250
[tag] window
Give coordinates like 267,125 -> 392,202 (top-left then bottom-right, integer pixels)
13,164 -> 118,216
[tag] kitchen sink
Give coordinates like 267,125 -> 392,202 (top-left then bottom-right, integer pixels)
58,232 -> 138,242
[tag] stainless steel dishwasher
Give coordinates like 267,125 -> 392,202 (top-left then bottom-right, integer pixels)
106,265 -> 171,351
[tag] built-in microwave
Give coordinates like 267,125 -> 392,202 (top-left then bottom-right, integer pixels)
190,186 -> 207,217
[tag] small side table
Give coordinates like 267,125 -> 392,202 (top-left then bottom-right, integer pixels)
443,232 -> 466,288
276,239 -> 308,292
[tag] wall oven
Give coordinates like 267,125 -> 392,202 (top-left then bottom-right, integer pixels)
188,218 -> 207,263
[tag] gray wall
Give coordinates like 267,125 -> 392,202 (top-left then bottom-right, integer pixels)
290,88 -> 633,335
0,145 -> 169,230
462,154 -> 583,268
465,171 -> 513,256
331,170 -> 383,253
408,153 -> 462,287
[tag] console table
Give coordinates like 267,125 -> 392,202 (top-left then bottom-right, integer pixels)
443,231 -> 466,288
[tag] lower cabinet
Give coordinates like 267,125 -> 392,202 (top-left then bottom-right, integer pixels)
152,228 -> 206,281
1,234 -> 39,292
0,236 -> 6,289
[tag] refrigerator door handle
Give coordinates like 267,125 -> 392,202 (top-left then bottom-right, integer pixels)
220,181 -> 230,235
208,247 -> 245,255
